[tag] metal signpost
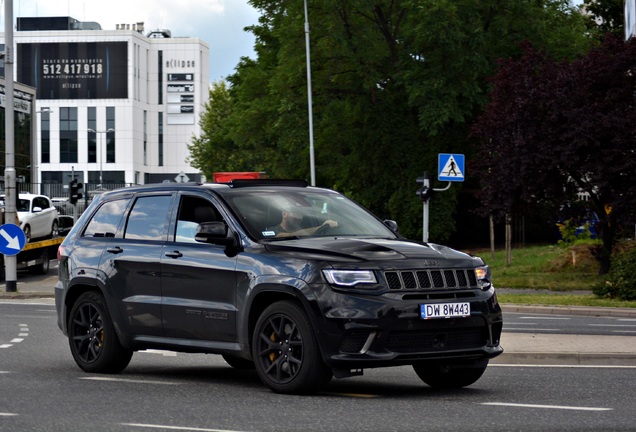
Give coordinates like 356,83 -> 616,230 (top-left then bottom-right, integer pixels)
3,0 -> 18,292
416,154 -> 465,243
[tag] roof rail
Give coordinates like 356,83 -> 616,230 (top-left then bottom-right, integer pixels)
228,179 -> 308,188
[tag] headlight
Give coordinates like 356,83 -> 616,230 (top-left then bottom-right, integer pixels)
475,265 -> 492,290
475,266 -> 488,280
322,269 -> 377,287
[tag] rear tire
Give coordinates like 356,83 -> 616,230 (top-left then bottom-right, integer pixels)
23,225 -> 31,243
28,249 -> 50,275
413,360 -> 488,389
252,301 -> 332,394
68,291 -> 133,373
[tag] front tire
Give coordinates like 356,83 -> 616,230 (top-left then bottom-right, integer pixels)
68,291 -> 133,373
252,301 -> 332,394
413,360 -> 489,389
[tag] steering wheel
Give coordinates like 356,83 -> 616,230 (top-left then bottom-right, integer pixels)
314,223 -> 333,235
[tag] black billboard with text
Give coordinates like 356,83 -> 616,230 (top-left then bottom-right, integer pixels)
17,42 -> 128,99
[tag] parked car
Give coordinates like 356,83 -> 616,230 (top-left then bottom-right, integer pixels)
0,193 -> 59,242
55,180 -> 503,394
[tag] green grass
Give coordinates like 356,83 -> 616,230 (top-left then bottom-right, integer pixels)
469,243 -> 602,291
466,243 -> 636,308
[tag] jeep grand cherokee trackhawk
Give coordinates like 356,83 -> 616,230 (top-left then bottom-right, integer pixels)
55,180 -> 503,394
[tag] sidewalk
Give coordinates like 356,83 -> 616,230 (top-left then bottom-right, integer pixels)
2,280 -> 636,366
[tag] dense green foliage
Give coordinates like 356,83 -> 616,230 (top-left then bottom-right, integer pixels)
472,36 -> 636,274
594,245 -> 636,300
188,1 -> 591,242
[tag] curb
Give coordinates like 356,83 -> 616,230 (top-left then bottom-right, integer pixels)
492,352 -> 636,366
501,304 -> 636,318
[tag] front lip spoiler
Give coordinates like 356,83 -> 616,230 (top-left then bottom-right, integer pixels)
327,345 -> 504,368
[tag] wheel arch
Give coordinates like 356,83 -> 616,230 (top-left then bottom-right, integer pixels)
244,284 -> 321,358
62,280 -> 129,347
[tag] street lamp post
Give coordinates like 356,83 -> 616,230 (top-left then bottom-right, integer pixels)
87,128 -> 114,187
304,0 -> 316,186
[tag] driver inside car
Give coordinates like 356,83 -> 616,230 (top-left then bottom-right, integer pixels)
270,207 -> 338,237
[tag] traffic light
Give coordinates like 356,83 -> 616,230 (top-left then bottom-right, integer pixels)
69,179 -> 83,204
416,172 -> 434,202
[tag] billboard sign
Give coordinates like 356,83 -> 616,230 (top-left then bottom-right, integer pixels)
17,42 -> 128,99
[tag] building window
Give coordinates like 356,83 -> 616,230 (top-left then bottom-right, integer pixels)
87,107 -> 97,163
158,112 -> 164,166
59,107 -> 78,163
40,109 -> 50,163
143,110 -> 147,166
106,106 -> 115,163
158,51 -> 163,105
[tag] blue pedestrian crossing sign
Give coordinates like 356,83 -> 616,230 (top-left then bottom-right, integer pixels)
438,154 -> 465,182
0,223 -> 27,256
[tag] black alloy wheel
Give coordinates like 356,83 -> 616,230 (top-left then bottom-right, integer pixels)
252,301 -> 331,394
68,291 -> 133,373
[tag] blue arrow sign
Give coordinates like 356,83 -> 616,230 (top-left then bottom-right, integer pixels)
0,223 -> 27,256
438,154 -> 465,182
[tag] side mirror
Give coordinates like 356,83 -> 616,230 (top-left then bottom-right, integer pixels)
32,206 -> 43,213
383,219 -> 399,234
195,221 -> 236,246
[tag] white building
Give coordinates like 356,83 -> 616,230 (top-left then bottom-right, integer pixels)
2,16 -> 209,195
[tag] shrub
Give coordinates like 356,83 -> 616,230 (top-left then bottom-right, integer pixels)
594,244 -> 636,300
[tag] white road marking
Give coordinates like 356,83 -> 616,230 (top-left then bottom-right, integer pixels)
79,377 -> 180,385
589,324 -> 636,327
139,349 -> 178,357
10,338 -> 24,343
0,344 -> 12,348
503,328 -> 559,331
122,424 -> 249,432
481,402 -> 612,411
491,364 -> 636,369
0,413 -> 19,417
519,317 -> 570,320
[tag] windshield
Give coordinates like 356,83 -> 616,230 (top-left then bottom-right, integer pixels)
0,197 -> 30,212
222,188 -> 397,241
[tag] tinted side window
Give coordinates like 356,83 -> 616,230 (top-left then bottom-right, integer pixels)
174,195 -> 222,243
125,195 -> 172,241
34,197 -> 49,210
83,199 -> 129,237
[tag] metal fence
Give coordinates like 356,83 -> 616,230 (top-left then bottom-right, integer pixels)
0,182 -> 135,216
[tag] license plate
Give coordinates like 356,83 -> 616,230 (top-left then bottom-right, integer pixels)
420,302 -> 470,319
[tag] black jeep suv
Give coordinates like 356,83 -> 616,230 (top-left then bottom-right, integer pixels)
55,180 -> 503,394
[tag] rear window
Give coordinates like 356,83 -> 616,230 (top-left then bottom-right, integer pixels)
83,199 -> 129,238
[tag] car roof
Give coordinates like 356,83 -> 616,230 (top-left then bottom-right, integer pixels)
98,180 -> 326,199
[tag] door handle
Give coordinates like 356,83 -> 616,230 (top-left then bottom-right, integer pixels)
165,250 -> 183,259
106,246 -> 123,254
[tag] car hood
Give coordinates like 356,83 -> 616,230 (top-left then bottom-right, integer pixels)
263,237 -> 481,267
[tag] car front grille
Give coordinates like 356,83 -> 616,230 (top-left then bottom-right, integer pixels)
384,269 -> 478,290
386,328 -> 488,353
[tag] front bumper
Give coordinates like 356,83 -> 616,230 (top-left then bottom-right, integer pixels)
311,285 -> 503,369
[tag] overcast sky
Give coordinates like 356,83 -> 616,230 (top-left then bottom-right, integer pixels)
7,0 -> 260,83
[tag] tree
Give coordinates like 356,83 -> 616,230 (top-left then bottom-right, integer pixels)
472,36 -> 636,274
191,0 -> 591,242
582,0 -> 624,38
